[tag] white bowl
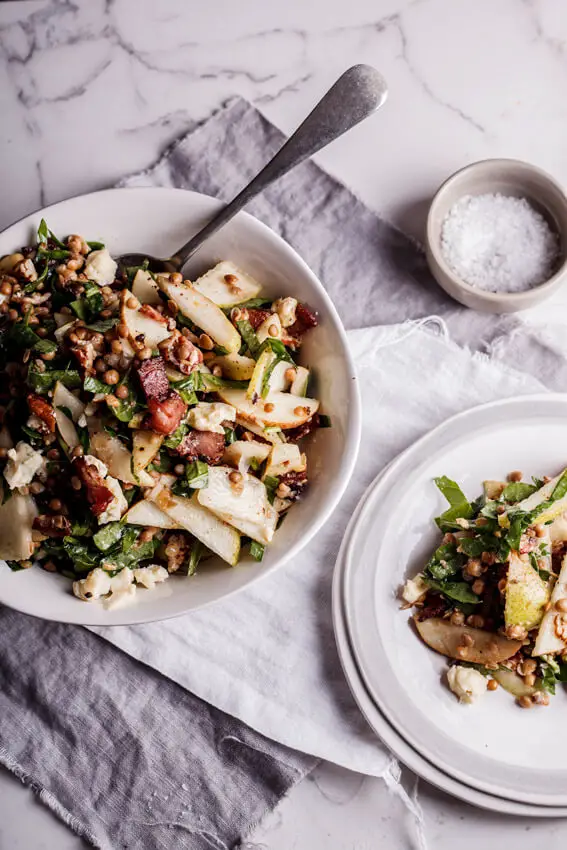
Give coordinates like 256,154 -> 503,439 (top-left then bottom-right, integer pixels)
426,158 -> 567,313
0,187 -> 360,626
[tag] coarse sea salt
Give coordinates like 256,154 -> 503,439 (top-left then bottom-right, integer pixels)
440,193 -> 559,293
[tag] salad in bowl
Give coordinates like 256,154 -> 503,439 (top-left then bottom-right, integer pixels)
0,220 -> 327,610
402,469 -> 567,708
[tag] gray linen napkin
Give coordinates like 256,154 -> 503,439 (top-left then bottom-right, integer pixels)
0,610 -> 316,850
124,97 -> 565,388
1,97 -> 566,850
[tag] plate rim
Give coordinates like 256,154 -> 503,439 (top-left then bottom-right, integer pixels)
0,187 -> 361,625
341,393 -> 567,806
332,464 -> 567,817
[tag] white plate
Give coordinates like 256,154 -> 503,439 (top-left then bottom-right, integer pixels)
342,395 -> 567,807
0,188 -> 360,625
333,464 -> 567,816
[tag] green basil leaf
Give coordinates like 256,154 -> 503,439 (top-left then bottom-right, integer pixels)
434,476 -> 474,531
423,577 -> 481,606
163,422 -> 188,449
83,375 -> 113,395
501,482 -> 537,502
185,460 -> 208,489
236,319 -> 261,357
85,317 -> 118,333
93,522 -> 124,552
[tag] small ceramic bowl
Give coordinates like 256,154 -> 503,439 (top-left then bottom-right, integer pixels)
426,158 -> 567,313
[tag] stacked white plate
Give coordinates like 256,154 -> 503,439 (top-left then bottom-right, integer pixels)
333,395 -> 567,815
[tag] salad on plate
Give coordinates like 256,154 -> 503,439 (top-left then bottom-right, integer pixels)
402,469 -> 567,708
0,221 -> 327,609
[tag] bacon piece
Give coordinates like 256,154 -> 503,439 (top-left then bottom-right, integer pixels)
416,593 -> 448,621
158,329 -> 203,375
139,304 -> 168,324
70,341 -> 96,375
73,457 -> 114,516
285,414 -> 320,443
176,430 -> 225,464
28,393 -> 56,432
279,469 -> 307,501
32,515 -> 71,538
246,308 -> 271,330
146,391 -> 186,435
137,356 -> 170,403
286,303 -> 319,339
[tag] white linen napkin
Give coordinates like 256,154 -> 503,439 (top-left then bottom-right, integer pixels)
92,319 -> 546,777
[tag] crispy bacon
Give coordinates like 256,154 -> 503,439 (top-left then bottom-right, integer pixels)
137,356 -> 170,403
146,391 -> 186,435
73,457 -> 114,516
158,329 -> 202,375
279,469 -> 308,501
139,304 -> 167,324
246,308 -> 271,330
70,341 -> 96,375
416,593 -> 448,621
176,430 -> 225,464
32,515 -> 71,538
28,393 -> 56,432
285,414 -> 320,443
286,302 -> 319,339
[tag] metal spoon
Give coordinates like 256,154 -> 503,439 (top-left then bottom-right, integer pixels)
117,64 -> 388,274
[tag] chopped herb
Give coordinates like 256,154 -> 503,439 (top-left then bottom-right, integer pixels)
187,540 -> 204,576
318,415 -> 332,428
199,373 -> 248,391
170,373 -> 200,404
264,475 -> 279,505
250,540 -> 265,561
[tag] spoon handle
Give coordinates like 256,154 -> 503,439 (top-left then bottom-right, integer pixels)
169,64 -> 388,270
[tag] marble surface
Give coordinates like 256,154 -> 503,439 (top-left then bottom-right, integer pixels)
2,0 -> 567,847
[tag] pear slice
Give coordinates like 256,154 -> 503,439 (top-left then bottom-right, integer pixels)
151,489 -> 240,566
504,551 -> 551,631
197,466 -> 277,544
492,667 -> 538,698
90,430 -> 153,487
132,430 -> 163,474
157,276 -> 241,353
120,292 -> 171,348
415,617 -> 522,665
209,353 -> 256,382
193,261 -> 261,307
534,553 -> 567,656
132,269 -> 161,305
217,388 -> 319,429
124,498 -> 180,529
0,487 -> 37,561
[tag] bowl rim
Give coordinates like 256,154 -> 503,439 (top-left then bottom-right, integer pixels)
0,186 -> 362,625
426,157 -> 567,306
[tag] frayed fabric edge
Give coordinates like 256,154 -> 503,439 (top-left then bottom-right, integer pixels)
383,759 -> 428,850
237,759 -> 321,849
0,746 -> 104,850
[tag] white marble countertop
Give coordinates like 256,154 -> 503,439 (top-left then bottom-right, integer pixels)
2,0 -> 567,847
